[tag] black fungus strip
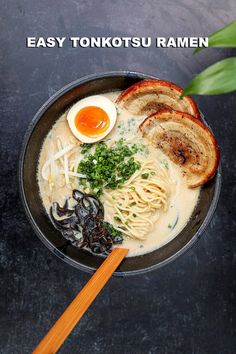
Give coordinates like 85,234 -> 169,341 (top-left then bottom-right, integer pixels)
52,201 -> 74,217
49,190 -> 120,255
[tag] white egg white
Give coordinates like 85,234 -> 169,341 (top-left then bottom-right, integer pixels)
67,95 -> 117,143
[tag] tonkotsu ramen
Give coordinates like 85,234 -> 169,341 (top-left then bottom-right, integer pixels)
37,80 -> 219,257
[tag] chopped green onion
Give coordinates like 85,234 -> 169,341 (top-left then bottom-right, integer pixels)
77,139 -> 141,196
141,173 -> 149,179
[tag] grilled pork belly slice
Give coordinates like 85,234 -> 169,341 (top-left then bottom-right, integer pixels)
139,110 -> 219,188
117,79 -> 201,119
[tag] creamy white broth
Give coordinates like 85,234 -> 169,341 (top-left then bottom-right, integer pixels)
37,91 -> 200,257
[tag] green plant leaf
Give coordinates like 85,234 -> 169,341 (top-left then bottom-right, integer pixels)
194,20 -> 236,54
181,57 -> 236,97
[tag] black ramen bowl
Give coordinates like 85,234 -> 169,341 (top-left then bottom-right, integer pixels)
19,71 -> 221,276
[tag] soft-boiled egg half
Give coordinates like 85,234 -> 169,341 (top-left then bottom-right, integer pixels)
67,95 -> 117,143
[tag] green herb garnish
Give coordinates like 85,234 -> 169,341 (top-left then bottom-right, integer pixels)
80,143 -> 93,155
162,159 -> 169,169
77,139 -> 141,195
141,173 -> 149,179
103,221 -> 123,244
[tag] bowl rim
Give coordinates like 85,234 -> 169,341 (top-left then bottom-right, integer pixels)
18,70 -> 221,276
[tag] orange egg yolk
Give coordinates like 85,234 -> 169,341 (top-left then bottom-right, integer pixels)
75,106 -> 110,137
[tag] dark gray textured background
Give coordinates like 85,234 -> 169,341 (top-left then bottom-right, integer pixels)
1,1 -> 236,353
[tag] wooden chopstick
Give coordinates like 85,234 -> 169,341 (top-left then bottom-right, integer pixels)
33,247 -> 128,354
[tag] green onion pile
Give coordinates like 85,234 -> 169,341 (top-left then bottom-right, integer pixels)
77,139 -> 141,196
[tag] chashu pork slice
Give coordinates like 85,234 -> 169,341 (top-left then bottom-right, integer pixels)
117,79 -> 201,119
139,110 -> 219,188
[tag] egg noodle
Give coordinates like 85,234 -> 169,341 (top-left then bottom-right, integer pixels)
41,134 -> 172,241
104,159 -> 172,240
